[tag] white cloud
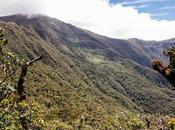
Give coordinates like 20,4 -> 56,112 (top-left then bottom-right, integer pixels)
0,0 -> 175,40
0,0 -> 42,16
132,4 -> 150,9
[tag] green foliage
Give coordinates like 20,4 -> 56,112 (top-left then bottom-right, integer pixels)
163,47 -> 175,56
163,46 -> 175,69
0,28 -> 19,86
0,95 -> 46,129
127,118 -> 145,130
0,28 -> 45,129
168,118 -> 175,130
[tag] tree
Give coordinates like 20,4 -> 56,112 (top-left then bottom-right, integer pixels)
152,47 -> 175,87
0,27 -> 43,129
0,27 -> 18,101
0,27 -> 42,100
163,47 -> 175,70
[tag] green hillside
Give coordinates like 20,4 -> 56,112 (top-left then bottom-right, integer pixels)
0,14 -> 175,130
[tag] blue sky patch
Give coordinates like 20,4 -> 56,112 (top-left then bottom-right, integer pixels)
109,0 -> 175,20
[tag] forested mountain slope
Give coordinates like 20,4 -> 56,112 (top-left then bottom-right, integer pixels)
0,14 -> 174,129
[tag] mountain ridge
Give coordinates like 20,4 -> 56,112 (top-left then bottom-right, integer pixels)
0,14 -> 175,129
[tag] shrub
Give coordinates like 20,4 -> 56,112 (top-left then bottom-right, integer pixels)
168,118 -> 175,130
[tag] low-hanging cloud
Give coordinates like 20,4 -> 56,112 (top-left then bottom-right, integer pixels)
0,0 -> 42,16
0,0 -> 175,40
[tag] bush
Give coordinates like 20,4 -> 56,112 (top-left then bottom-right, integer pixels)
168,118 -> 175,130
127,118 -> 145,130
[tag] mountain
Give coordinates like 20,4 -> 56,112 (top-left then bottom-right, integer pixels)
128,38 -> 175,63
0,14 -> 175,129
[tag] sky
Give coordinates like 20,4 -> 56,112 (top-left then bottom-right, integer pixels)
110,0 -> 175,20
0,0 -> 175,41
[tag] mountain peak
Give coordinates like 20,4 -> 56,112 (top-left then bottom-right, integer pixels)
0,14 -> 54,26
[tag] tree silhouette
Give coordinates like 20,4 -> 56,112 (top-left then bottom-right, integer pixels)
0,27 -> 42,129
163,47 -> 175,70
152,47 -> 175,87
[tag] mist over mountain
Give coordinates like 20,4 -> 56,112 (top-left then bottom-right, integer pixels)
0,14 -> 175,129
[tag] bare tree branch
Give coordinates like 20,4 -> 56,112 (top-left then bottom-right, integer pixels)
17,56 -> 42,101
26,56 -> 42,67
0,67 -> 18,85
